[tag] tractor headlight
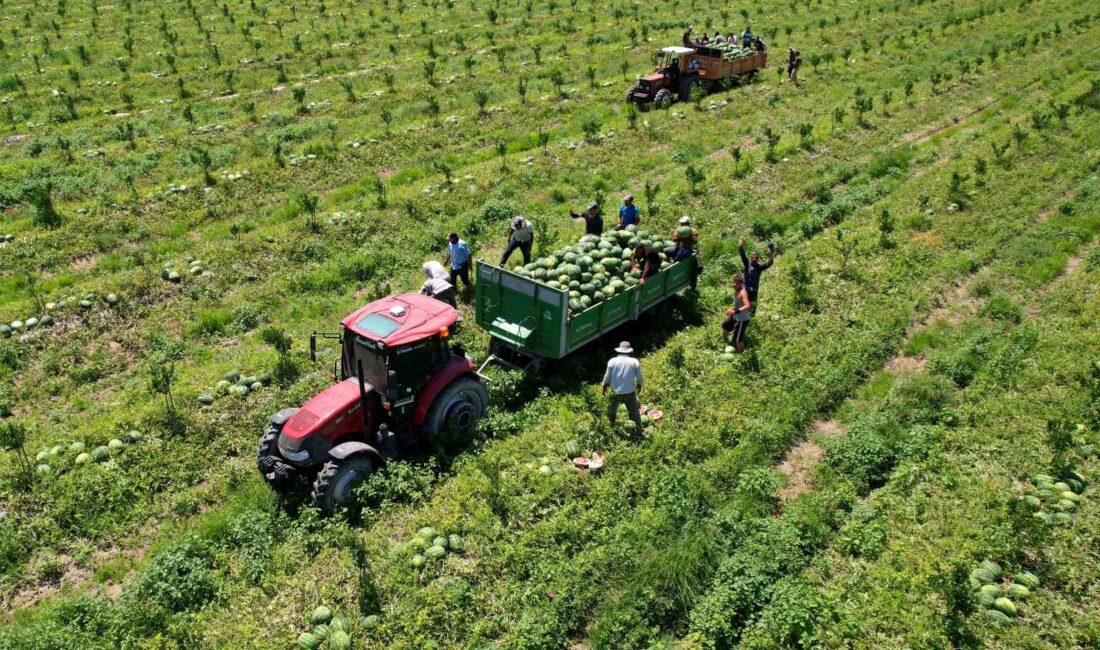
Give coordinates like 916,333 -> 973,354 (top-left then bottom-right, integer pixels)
281,448 -> 310,462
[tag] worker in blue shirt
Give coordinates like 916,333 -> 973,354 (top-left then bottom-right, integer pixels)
741,26 -> 755,48
617,194 -> 640,230
444,231 -> 473,297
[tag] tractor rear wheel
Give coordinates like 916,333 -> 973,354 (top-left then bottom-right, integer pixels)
425,377 -> 489,445
653,89 -> 672,109
311,455 -> 375,513
625,85 -> 639,103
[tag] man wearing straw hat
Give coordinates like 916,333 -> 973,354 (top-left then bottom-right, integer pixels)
602,341 -> 644,437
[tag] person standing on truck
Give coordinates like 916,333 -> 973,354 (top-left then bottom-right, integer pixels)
739,237 -> 775,306
618,195 -> 640,230
420,261 -> 456,306
602,341 -> 644,437
444,232 -> 473,298
721,274 -> 752,353
714,31 -> 726,44
664,216 -> 698,262
741,26 -> 755,49
570,201 -> 604,237
754,37 -> 767,53
501,215 -> 535,266
631,244 -> 662,284
682,26 -> 697,50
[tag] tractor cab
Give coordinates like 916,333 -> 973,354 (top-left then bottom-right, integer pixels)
259,292 -> 487,513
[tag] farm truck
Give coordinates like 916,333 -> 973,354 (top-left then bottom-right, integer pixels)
625,37 -> 766,108
258,249 -> 698,512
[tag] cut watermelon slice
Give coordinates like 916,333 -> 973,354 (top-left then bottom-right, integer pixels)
588,452 -> 604,470
648,409 -> 663,420
573,457 -> 590,468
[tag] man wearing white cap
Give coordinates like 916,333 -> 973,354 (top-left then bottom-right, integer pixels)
569,201 -> 604,237
602,341 -> 644,436
501,215 -> 535,266
664,215 -> 699,262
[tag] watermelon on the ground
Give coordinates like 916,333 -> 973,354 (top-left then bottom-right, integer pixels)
309,606 -> 333,625
426,545 -> 447,560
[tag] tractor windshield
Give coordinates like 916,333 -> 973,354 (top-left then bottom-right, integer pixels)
343,329 -> 389,392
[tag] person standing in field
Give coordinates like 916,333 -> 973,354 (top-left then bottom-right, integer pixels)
721,274 -> 752,353
790,50 -> 802,84
420,261 -> 456,306
443,232 -> 473,298
738,237 -> 775,306
501,215 -> 535,266
602,341 -> 644,437
570,201 -> 604,237
787,48 -> 797,80
617,194 -> 640,230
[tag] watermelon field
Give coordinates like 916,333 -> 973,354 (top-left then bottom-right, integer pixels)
1,0 -> 1098,646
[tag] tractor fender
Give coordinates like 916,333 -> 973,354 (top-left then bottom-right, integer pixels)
413,356 -> 478,426
328,441 -> 385,466
268,407 -> 300,430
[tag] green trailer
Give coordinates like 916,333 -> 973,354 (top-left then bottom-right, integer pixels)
475,255 -> 697,368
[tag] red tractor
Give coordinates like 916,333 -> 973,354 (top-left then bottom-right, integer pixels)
256,293 -> 489,512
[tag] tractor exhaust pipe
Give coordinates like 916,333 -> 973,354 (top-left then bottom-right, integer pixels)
309,332 -> 317,362
355,359 -> 370,434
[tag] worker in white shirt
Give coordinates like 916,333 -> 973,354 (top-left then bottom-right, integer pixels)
602,340 -> 644,437
420,260 -> 456,306
501,215 -> 535,266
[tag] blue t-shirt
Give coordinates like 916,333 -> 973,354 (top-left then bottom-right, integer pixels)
448,240 -> 471,269
619,204 -> 639,226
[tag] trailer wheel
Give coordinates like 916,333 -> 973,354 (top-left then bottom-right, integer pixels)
311,455 -> 375,513
425,377 -> 489,445
654,89 -> 672,109
625,85 -> 639,103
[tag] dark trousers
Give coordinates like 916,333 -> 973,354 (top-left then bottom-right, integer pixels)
433,287 -> 457,307
608,391 -> 644,433
450,262 -> 472,292
501,238 -> 532,266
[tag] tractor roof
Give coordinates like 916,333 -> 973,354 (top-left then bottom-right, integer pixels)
342,292 -> 458,347
661,46 -> 695,55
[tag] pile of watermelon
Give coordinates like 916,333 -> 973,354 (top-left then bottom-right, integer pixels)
507,224 -> 677,316
1021,470 -> 1087,527
161,258 -> 205,283
297,606 -> 352,650
0,292 -> 120,338
35,430 -> 143,476
197,370 -> 272,404
405,526 -> 464,570
969,559 -> 1040,625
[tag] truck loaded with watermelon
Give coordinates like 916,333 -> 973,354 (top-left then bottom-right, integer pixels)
257,224 -> 696,513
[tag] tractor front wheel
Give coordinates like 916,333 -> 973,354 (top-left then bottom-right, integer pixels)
311,455 -> 375,513
625,84 -> 639,103
257,427 -> 295,493
425,377 -> 489,446
653,89 -> 672,109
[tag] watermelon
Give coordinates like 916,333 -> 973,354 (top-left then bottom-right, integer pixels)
74,452 -> 91,465
25,317 -> 38,328
1007,584 -> 1030,599
0,324 -> 10,338
410,554 -> 426,569
720,353 -> 736,362
329,615 -> 348,632
432,536 -> 449,549
984,609 -> 1015,625
1032,511 -> 1052,525
992,597 -> 1016,616
258,372 -> 273,386
309,605 -> 333,625
297,632 -> 322,650
126,430 -> 142,442
1061,491 -> 1080,502
223,370 -> 241,382
91,446 -> 110,463
160,269 -> 170,280
328,630 -> 351,650
418,527 -> 437,539
39,315 -> 53,327
363,614 -> 381,629
979,584 -> 1001,597
538,464 -> 552,475
640,414 -> 652,427
312,624 -> 330,640
108,439 -> 124,452
190,266 -> 203,276
1055,499 -> 1075,511
105,293 -> 119,305
1033,473 -> 1054,483
168,271 -> 181,282
1014,571 -> 1040,589
1023,495 -> 1042,509
250,381 -> 263,391
198,394 -> 215,405
10,321 -> 23,331
35,450 -> 50,462
565,440 -> 582,457
979,560 -> 1003,580
447,534 -> 464,551
36,464 -> 52,475
977,591 -> 996,607
1052,512 -> 1073,526
972,568 -> 997,584
425,545 -> 447,560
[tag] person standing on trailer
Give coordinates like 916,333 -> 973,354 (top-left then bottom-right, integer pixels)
602,341 -> 645,437
501,215 -> 535,266
618,194 -> 640,230
570,201 -> 604,237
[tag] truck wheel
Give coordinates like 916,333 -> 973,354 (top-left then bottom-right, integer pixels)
654,89 -> 672,109
625,85 -> 639,103
257,427 -> 294,492
311,455 -> 375,513
425,377 -> 489,444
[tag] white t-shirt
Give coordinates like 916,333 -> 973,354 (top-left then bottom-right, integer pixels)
421,277 -> 453,296
511,218 -> 534,243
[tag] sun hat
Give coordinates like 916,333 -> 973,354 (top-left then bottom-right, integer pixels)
588,201 -> 600,210
679,216 -> 691,224
615,341 -> 634,354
